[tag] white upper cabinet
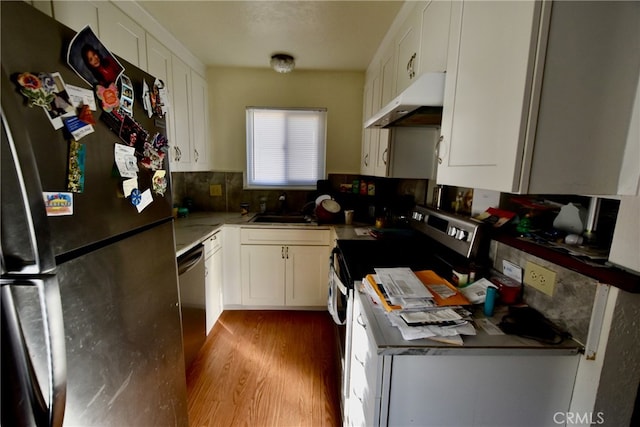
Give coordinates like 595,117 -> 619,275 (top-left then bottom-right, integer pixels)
379,43 -> 396,108
50,0 -> 211,173
52,0 -> 100,33
190,70 -> 209,171
418,0 -> 451,73
394,8 -> 421,96
361,63 -> 390,177
170,55 -> 193,170
438,0 -> 640,195
361,74 -> 377,176
97,2 -> 147,70
27,0 -> 52,17
52,1 -> 147,70
146,35 -> 175,157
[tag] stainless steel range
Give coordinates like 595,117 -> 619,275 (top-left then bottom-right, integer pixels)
329,205 -> 488,415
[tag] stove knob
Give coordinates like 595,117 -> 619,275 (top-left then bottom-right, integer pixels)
448,226 -> 458,237
456,229 -> 468,241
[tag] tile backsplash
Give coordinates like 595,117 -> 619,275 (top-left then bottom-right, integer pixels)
490,240 -> 597,344
171,171 -> 429,221
171,171 -> 314,214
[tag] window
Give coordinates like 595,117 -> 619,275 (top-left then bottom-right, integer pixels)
246,107 -> 327,189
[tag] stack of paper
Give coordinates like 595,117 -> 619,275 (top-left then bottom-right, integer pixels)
362,268 -> 476,344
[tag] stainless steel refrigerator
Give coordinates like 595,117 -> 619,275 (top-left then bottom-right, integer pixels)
1,2 -> 189,426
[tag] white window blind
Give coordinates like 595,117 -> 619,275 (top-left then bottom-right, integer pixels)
246,107 -> 327,189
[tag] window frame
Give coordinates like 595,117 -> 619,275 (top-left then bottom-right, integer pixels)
244,106 -> 328,190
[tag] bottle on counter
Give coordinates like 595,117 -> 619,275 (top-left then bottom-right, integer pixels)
360,180 -> 368,195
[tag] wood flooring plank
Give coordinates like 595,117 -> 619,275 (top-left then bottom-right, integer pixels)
186,310 -> 341,427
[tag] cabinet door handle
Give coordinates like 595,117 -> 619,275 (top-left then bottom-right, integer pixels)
382,147 -> 388,165
436,135 -> 444,164
407,53 -> 416,79
354,353 -> 365,367
364,153 -> 369,167
194,149 -> 199,162
352,387 -> 364,403
174,146 -> 181,161
357,313 -> 366,329
281,246 -> 285,259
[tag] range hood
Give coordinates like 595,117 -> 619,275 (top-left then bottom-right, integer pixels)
364,72 -> 445,129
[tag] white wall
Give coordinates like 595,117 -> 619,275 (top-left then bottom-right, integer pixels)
206,66 -> 364,175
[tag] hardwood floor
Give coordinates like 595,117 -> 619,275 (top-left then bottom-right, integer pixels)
186,310 -> 342,427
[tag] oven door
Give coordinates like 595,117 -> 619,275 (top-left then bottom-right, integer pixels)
328,246 -> 354,420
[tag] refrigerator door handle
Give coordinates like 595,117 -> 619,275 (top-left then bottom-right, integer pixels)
0,102 -> 56,275
1,277 -> 67,427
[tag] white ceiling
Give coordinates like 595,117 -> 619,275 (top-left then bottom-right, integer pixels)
138,0 -> 404,71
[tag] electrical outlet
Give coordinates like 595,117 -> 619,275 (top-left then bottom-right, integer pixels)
209,184 -> 222,197
524,261 -> 556,296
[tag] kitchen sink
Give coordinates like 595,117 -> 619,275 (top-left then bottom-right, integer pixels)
249,214 -> 313,224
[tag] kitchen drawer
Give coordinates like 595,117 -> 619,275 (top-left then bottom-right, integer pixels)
349,298 -> 380,426
240,228 -> 330,246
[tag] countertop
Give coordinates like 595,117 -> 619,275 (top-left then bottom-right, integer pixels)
355,288 -> 583,356
174,211 -> 348,257
173,212 -> 244,257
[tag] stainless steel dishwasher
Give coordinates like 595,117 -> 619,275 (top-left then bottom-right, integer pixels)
177,244 -> 206,370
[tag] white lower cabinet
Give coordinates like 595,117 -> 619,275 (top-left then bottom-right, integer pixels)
240,228 -> 330,307
347,292 -> 580,427
347,295 -> 384,427
204,230 -> 222,334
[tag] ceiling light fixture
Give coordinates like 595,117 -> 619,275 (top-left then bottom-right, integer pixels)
270,53 -> 295,73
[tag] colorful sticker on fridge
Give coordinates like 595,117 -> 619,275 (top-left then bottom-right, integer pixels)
96,83 -> 120,113
67,141 -> 86,193
67,25 -> 124,88
152,170 -> 167,197
77,105 -> 96,125
142,79 -> 152,117
65,84 -> 97,110
129,188 -> 142,206
15,72 -> 54,108
118,74 -> 134,116
15,72 -> 76,130
141,133 -> 167,171
151,78 -> 169,117
119,115 -> 148,153
64,116 -> 94,141
114,143 -> 138,179
122,177 -> 138,198
43,192 -> 73,216
134,188 -> 153,213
